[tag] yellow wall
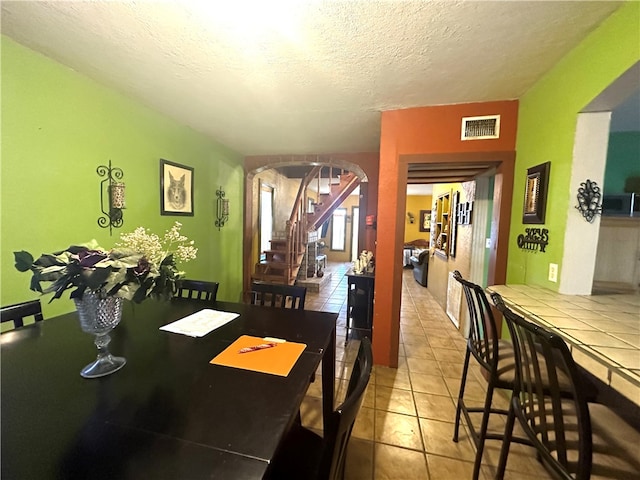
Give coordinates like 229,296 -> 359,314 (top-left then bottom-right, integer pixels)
404,195 -> 432,243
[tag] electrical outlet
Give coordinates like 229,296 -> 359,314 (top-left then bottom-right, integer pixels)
485,238 -> 491,249
549,263 -> 558,283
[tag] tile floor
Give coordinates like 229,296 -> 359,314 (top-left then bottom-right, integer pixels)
302,262 -> 553,480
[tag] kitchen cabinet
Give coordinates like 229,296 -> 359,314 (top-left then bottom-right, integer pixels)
593,217 -> 640,292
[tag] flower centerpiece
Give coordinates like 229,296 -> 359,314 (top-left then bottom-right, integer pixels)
14,222 -> 197,378
14,221 -> 197,303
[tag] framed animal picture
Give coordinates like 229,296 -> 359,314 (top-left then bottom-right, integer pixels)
160,159 -> 194,216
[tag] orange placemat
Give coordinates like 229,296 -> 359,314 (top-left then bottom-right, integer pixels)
210,335 -> 307,377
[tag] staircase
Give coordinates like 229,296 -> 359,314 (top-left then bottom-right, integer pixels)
252,167 -> 360,285
306,171 -> 360,231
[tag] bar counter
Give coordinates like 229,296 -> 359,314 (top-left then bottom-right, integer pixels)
487,284 -> 640,407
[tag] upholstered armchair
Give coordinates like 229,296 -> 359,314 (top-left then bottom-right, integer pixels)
409,250 -> 429,286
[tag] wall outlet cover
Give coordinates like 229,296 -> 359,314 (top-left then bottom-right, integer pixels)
549,263 -> 558,282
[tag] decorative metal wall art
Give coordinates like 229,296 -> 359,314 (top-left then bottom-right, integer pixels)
575,179 -> 602,223
517,228 -> 549,253
97,160 -> 125,235
215,187 -> 229,230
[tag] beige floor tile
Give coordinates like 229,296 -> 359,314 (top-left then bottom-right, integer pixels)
409,372 -> 450,396
433,348 -> 466,363
428,336 -> 460,350
426,454 -> 476,479
438,361 -> 464,379
300,395 -> 323,430
414,392 -> 456,421
375,385 -> 417,415
352,406 -> 375,440
362,383 -> 376,409
344,438 -> 374,480
374,410 -> 424,450
404,342 -> 436,360
375,365 -> 412,389
419,418 -> 476,462
373,444 -> 429,479
482,442 -> 553,478
407,357 -> 442,375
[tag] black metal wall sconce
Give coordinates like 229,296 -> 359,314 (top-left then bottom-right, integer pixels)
97,160 -> 125,235
575,179 -> 602,223
215,186 -> 229,230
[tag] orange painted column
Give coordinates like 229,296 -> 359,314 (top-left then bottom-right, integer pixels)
374,102 -> 518,367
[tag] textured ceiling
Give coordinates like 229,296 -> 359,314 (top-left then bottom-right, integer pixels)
0,1 -> 623,155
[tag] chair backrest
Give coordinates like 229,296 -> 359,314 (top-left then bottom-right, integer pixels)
176,280 -> 219,302
452,271 -> 500,372
320,337 -> 373,480
1,299 -> 44,331
491,293 -> 592,479
250,282 -> 306,310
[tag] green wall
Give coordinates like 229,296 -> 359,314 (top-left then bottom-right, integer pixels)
507,2 -> 640,288
604,131 -> 640,193
1,36 -> 245,319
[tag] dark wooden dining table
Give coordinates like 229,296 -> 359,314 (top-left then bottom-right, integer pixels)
1,298 -> 337,479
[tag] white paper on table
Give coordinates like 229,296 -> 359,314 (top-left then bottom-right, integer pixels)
159,309 -> 239,337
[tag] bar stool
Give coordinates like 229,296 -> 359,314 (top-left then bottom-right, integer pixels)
452,271 -> 516,480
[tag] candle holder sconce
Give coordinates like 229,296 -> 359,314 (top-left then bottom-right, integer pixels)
575,179 -> 602,223
97,160 -> 125,235
216,187 -> 229,230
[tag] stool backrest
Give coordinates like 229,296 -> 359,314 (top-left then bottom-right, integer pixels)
453,271 -> 500,372
492,293 -> 592,479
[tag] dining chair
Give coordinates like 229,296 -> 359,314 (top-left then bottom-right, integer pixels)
1,299 -> 44,331
451,271 -> 517,480
175,279 -> 219,302
492,295 -> 640,480
266,337 -> 373,480
250,282 -> 306,310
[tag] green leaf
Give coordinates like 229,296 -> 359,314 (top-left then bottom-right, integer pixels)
81,267 -> 112,290
14,251 -> 34,272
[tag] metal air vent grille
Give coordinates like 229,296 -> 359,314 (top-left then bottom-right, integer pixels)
461,115 -> 500,140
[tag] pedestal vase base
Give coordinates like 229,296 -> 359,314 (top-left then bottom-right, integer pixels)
80,355 -> 126,379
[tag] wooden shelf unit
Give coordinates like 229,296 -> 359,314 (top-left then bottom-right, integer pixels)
433,192 -> 451,257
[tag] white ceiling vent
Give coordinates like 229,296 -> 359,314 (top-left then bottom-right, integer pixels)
461,115 -> 500,140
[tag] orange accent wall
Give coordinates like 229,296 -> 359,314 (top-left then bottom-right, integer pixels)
375,101 -> 518,367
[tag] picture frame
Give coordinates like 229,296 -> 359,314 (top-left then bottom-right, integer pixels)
523,161 -> 550,224
160,159 -> 194,216
419,210 -> 431,232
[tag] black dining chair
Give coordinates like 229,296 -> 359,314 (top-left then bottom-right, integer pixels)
266,337 -> 373,480
175,279 -> 219,302
250,282 -> 306,310
1,299 -> 44,331
492,295 -> 640,480
452,271 -> 517,480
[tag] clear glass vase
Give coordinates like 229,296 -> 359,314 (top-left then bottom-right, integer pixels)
74,291 -> 126,378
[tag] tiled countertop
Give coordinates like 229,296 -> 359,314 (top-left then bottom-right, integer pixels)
486,284 -> 640,406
